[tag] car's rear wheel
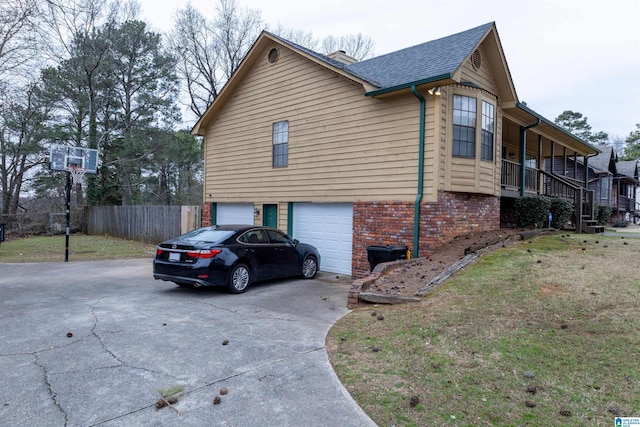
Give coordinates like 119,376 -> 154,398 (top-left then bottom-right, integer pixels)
227,264 -> 250,293
301,256 -> 318,279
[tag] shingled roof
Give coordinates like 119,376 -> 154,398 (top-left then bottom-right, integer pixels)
346,22 -> 494,89
617,160 -> 639,180
588,144 -> 617,174
266,22 -> 494,91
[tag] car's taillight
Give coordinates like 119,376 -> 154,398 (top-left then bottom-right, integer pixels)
156,248 -> 163,256
187,249 -> 222,259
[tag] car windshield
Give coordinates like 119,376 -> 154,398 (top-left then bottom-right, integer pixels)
179,228 -> 235,243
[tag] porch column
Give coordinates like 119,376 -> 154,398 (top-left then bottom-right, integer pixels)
537,137 -> 543,170
550,141 -> 555,174
520,120 -> 540,196
538,135 -> 543,193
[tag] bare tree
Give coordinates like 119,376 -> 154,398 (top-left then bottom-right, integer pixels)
610,134 -> 626,157
0,82 -> 52,216
321,33 -> 375,61
214,0 -> 262,80
269,24 -> 375,61
169,4 -> 222,118
0,0 -> 41,94
42,0 -> 139,58
269,23 -> 318,50
170,0 -> 262,118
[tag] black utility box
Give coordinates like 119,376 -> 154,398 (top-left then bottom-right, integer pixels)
366,245 -> 408,271
0,223 -> 5,243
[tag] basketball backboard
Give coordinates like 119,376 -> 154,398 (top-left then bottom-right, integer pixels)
49,144 -> 99,174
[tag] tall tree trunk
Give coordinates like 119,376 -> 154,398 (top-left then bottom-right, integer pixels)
121,171 -> 131,205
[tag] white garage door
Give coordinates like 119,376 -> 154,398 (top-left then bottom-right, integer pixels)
292,203 -> 353,275
216,203 -> 254,225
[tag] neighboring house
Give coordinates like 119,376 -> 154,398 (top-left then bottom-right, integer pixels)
546,144 -> 615,207
614,159 -> 639,221
551,145 -> 639,221
192,22 -> 600,278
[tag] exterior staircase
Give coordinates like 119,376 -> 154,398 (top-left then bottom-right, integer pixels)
541,170 -> 603,234
581,218 -> 604,234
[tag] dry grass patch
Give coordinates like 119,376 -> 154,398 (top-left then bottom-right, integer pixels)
328,234 -> 640,426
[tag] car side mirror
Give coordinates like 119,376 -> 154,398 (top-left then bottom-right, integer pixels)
293,239 -> 299,247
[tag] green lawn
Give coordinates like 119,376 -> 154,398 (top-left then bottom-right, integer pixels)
0,234 -> 156,263
327,234 -> 640,426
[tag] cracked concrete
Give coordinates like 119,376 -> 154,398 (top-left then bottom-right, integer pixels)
0,259 -> 375,426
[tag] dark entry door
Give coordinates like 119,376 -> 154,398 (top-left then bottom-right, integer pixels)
263,204 -> 278,228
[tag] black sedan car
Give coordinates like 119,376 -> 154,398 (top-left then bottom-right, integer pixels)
153,225 -> 320,293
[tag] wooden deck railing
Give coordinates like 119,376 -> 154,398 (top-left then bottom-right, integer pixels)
615,195 -> 636,212
501,160 -> 539,192
539,169 -> 578,200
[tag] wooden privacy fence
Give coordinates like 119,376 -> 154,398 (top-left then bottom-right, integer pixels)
85,205 -> 201,244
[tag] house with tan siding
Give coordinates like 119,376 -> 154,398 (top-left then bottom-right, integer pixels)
192,22 -> 601,278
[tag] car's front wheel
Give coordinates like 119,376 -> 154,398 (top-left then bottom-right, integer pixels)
301,256 -> 318,279
227,264 -> 250,293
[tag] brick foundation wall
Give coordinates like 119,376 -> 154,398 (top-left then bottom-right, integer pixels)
201,203 -> 212,226
352,202 -> 415,277
417,192 -> 500,254
352,192 -> 500,278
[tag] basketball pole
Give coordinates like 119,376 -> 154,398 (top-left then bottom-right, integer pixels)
65,170 -> 71,262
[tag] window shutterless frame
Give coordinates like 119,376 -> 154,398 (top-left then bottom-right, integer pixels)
452,94 -> 477,158
451,93 -> 496,162
272,120 -> 288,167
481,101 -> 495,161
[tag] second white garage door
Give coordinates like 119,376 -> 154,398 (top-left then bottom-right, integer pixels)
216,203 -> 254,225
292,203 -> 353,275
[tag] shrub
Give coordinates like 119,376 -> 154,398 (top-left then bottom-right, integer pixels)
611,219 -> 629,228
514,196 -> 552,228
549,198 -> 574,229
594,205 -> 612,225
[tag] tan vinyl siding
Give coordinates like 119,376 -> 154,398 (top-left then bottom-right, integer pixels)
459,45 -> 500,96
493,109 -> 503,193
438,91 -> 449,191
422,94 -> 440,201
204,44 -> 429,203
459,44 -> 502,194
278,202 -> 288,231
440,84 -> 500,196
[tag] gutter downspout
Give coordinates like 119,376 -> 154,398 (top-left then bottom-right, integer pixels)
520,119 -> 541,197
584,154 -> 597,189
411,85 -> 426,258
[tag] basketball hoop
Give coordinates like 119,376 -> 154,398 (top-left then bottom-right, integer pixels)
69,166 -> 87,186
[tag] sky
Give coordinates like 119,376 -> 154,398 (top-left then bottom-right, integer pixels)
138,0 -> 640,141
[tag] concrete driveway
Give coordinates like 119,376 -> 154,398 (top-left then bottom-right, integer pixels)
0,259 -> 375,427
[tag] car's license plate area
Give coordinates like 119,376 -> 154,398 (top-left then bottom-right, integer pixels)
169,252 -> 181,262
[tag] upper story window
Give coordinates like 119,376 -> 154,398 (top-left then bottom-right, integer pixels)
272,120 -> 288,168
481,101 -> 495,161
452,95 -> 476,158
